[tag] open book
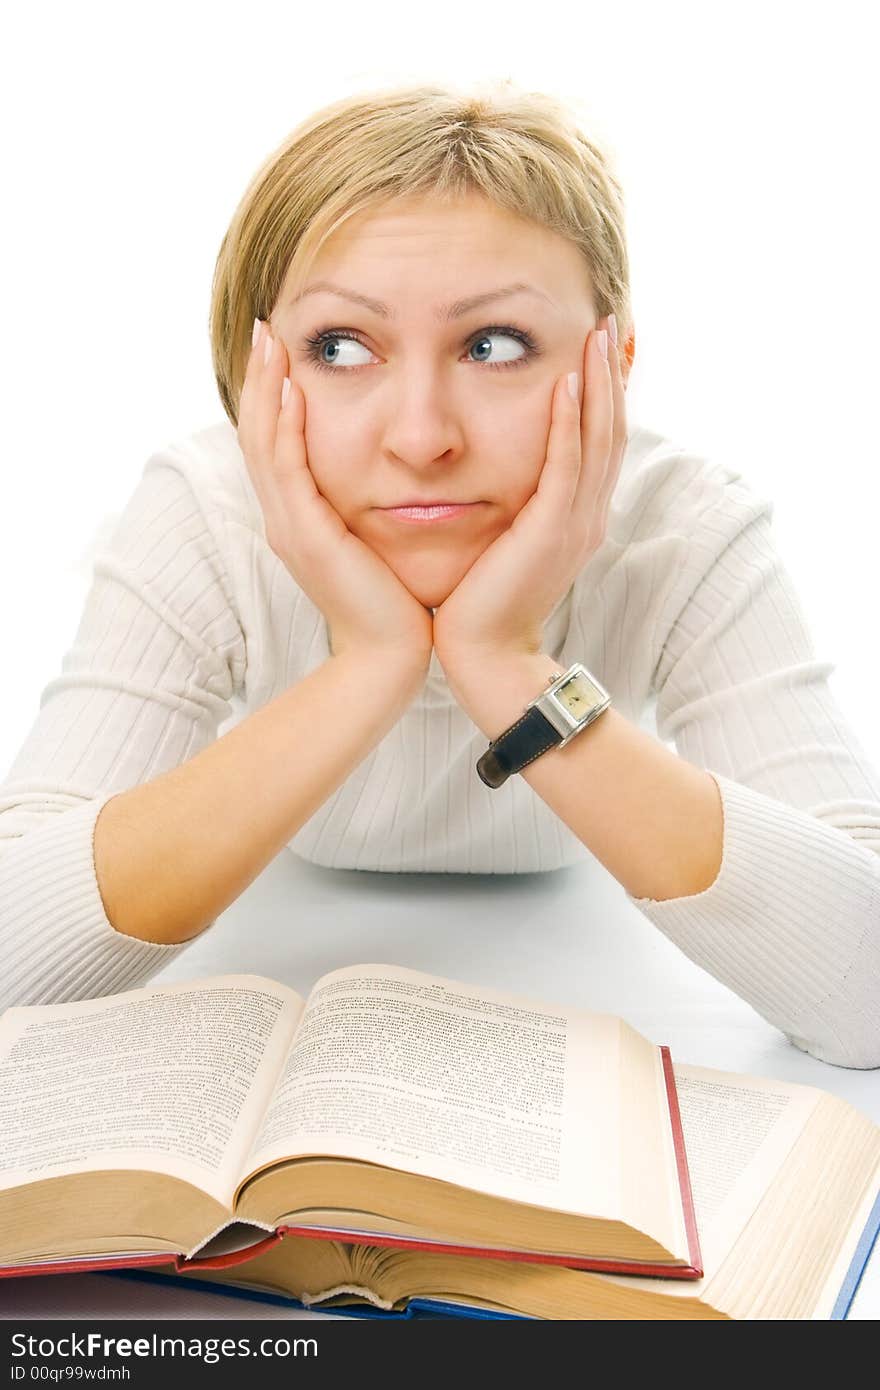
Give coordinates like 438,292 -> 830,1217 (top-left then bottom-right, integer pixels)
139,1064 -> 880,1320
0,965 -> 700,1282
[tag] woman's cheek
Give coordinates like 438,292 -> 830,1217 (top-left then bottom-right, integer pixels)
505,445 -> 548,514
484,403 -> 548,493
303,420 -> 355,507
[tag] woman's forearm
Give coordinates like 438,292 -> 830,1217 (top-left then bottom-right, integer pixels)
444,649 -> 724,902
94,649 -> 427,945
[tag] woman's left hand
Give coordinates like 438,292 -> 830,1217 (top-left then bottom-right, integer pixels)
432,314 -> 627,674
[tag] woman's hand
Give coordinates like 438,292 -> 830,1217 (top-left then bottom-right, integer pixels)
432,316 -> 627,674
238,320 -> 435,669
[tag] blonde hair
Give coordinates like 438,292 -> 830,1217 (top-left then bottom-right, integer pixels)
209,80 -> 632,428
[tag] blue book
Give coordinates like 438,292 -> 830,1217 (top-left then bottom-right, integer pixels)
104,1267 -> 528,1319
831,1185 -> 880,1320
104,1185 -> 880,1321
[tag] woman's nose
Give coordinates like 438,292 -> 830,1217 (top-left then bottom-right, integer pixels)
382,395 -> 463,471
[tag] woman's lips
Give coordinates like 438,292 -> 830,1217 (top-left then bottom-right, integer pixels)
379,502 -> 482,524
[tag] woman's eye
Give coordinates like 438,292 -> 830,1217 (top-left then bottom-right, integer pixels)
301,326 -> 538,374
466,332 -> 529,368
309,334 -> 373,369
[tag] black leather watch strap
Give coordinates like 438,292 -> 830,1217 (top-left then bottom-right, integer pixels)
476,706 -> 564,788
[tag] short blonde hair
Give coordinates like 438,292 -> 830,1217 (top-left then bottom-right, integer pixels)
209,80 -> 632,428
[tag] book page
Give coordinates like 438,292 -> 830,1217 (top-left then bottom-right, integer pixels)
812,1167 -> 880,1319
242,963 -> 629,1220
594,1062 -> 823,1299
0,975 -> 303,1207
671,1065 -> 821,1271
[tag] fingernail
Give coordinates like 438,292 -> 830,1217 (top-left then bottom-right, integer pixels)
252,317 -> 263,349
567,371 -> 579,401
607,314 -> 618,346
263,330 -> 274,366
596,329 -> 608,361
281,376 -> 291,408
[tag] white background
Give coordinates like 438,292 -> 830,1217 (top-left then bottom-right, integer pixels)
1,0 -> 877,772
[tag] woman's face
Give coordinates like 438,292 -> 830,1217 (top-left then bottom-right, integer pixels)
270,190 -> 613,609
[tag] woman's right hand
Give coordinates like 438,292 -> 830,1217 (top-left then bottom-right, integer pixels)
238,319 -> 434,670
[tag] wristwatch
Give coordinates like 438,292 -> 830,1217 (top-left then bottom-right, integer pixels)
476,662 -> 612,789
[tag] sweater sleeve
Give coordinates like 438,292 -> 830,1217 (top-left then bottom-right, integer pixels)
0,453 -> 247,1010
625,486 -> 880,1068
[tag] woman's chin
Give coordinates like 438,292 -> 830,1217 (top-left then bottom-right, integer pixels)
407,582 -> 455,609
386,558 -> 473,611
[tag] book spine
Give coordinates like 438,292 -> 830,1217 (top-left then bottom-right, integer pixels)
175,1229 -> 287,1271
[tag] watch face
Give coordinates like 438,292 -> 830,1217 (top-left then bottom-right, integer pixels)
555,670 -> 603,718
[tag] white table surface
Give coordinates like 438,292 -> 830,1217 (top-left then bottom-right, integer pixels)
1,841 -> 877,1320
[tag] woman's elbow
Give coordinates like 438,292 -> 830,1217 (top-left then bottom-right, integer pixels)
785,1029 -> 880,1071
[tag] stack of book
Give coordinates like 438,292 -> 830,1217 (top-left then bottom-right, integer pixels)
0,963 -> 878,1319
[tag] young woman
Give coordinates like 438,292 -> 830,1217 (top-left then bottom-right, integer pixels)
1,83 -> 878,1067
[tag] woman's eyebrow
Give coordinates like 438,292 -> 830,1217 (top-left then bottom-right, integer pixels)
289,281 -> 555,323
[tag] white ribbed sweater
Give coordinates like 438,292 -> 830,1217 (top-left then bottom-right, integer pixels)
2,420 -> 879,1067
